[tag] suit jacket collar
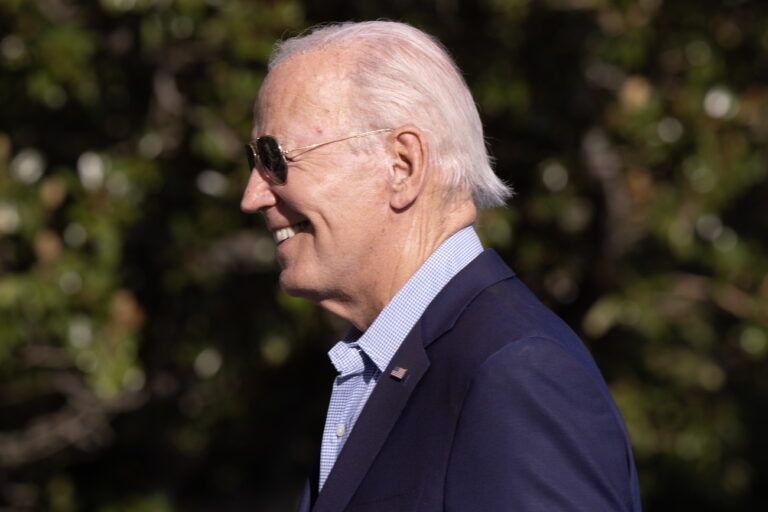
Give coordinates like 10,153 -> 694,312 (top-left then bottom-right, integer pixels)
301,250 -> 514,512
420,249 -> 515,347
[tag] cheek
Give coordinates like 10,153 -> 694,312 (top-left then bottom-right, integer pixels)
306,158 -> 389,236
320,192 -> 383,232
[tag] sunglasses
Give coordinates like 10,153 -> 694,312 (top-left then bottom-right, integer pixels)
245,128 -> 393,185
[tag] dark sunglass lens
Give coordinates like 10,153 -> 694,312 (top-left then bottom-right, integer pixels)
245,144 -> 257,170
256,136 -> 287,183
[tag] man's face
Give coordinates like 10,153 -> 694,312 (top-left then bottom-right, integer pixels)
241,50 -> 391,307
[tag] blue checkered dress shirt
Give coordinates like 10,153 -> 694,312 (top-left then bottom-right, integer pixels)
318,226 -> 484,490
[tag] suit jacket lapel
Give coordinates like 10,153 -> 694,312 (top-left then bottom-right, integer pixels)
296,478 -> 312,512
419,249 -> 515,347
308,250 -> 514,512
312,325 -> 430,512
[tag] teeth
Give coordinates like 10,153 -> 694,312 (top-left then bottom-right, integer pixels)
274,222 -> 307,244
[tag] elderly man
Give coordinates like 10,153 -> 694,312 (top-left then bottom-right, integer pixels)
241,21 -> 641,512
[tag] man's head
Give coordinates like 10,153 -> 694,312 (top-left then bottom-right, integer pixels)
241,21 -> 511,328
264,21 -> 511,208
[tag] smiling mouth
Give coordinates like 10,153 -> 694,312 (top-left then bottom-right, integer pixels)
274,221 -> 310,244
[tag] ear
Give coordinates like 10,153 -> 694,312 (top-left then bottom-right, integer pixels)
388,125 -> 428,211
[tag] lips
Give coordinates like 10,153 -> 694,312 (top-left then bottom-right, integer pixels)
273,221 -> 309,244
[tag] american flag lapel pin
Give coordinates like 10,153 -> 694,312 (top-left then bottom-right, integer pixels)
390,366 -> 408,381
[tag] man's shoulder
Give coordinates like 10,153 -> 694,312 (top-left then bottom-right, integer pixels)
424,257 -> 601,382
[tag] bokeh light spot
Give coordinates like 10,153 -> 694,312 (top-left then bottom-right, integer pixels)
68,316 -> 93,348
1,34 -> 26,61
696,214 -> 723,241
713,227 -> 738,252
0,202 -> 20,234
704,87 -> 736,119
123,367 -> 146,392
59,271 -> 83,295
11,148 -> 45,184
542,161 -> 569,192
138,133 -> 163,158
261,336 -> 290,366
740,327 -> 767,357
64,223 -> 88,247
685,40 -> 711,66
77,152 -> 105,190
197,170 -> 228,197
194,348 -> 223,378
657,117 -> 683,143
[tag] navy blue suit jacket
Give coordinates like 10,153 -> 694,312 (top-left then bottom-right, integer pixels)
298,250 -> 642,511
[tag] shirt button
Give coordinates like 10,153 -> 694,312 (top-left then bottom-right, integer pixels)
336,424 -> 345,438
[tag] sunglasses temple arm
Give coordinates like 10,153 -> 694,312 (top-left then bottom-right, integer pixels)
282,128 -> 393,158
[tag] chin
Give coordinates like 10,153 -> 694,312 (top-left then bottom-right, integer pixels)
279,269 -> 345,309
279,270 -> 320,301
279,275 -> 306,298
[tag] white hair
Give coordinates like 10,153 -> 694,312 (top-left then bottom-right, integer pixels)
268,21 -> 512,209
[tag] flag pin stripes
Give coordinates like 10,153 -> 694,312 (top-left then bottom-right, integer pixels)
390,366 -> 408,381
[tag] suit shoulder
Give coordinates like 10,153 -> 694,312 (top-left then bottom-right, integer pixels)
430,275 -> 600,378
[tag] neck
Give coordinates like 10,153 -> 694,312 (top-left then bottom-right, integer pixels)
319,199 -> 477,331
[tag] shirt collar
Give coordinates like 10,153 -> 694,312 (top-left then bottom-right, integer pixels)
337,225 -> 484,373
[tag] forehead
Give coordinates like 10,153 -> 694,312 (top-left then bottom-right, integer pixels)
255,48 -> 355,138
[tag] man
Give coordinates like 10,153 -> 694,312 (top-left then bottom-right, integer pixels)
241,21 -> 642,512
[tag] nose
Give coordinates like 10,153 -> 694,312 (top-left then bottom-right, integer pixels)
240,168 -> 278,213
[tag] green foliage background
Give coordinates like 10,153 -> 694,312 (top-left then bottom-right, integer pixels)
1,0 -> 767,510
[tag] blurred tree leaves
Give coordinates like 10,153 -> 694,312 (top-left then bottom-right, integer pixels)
1,0 -> 767,510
